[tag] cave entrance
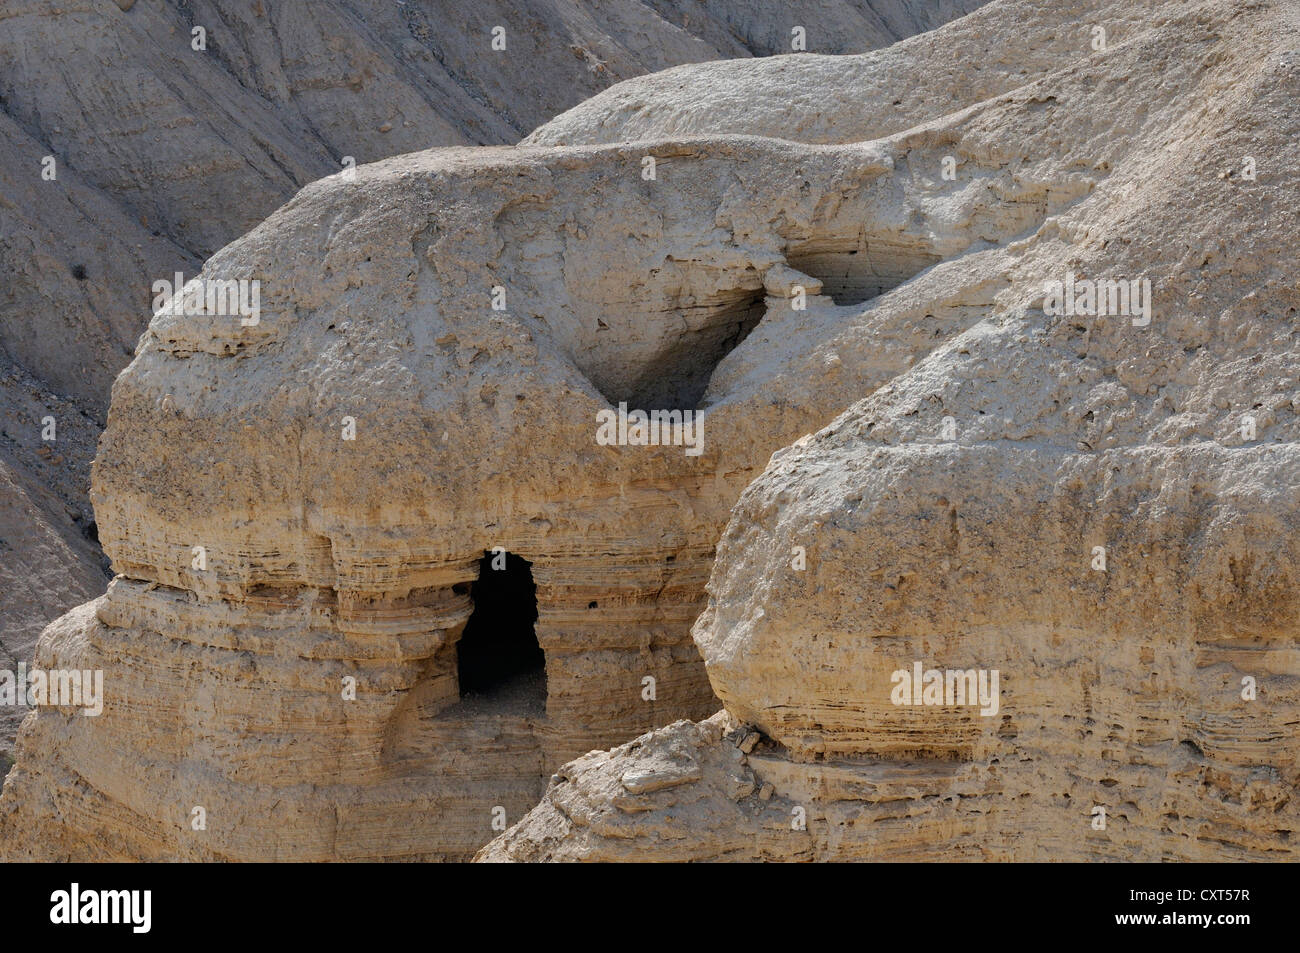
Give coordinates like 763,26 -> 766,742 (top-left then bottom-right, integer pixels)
621,286 -> 768,409
456,550 -> 546,713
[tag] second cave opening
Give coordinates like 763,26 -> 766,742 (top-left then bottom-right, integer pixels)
456,550 -> 547,712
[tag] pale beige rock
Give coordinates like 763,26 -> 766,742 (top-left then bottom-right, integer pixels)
527,0 -> 1187,148
0,364 -> 108,769
0,0 -> 1023,850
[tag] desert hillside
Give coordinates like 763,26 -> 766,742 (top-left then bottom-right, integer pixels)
1,0 -> 1295,865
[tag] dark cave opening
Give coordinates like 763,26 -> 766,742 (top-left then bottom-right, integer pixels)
621,286 -> 768,410
456,551 -> 546,707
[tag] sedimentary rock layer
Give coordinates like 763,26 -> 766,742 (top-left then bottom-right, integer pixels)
7,0 -> 1297,863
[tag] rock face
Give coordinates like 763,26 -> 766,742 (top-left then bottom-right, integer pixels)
0,0 -> 981,765
481,0 -> 1300,861
0,99 -> 189,751
1,110 -> 1050,857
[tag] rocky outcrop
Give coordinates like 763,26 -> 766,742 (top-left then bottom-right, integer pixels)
481,0 -> 1300,861
0,0 -> 983,762
1,109 -> 1058,857
0,100 -> 189,747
